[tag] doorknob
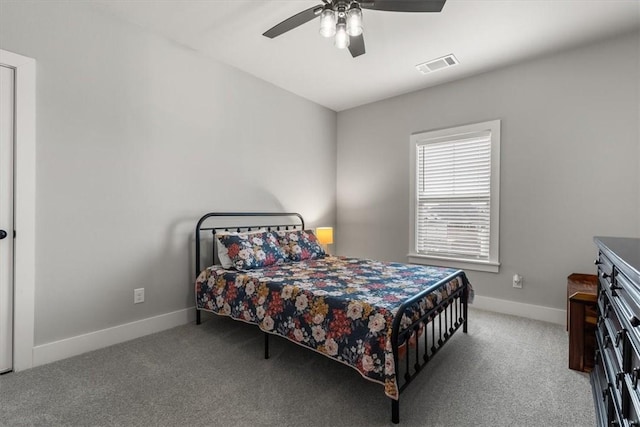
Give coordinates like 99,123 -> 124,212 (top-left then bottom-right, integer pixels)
0,230 -> 7,240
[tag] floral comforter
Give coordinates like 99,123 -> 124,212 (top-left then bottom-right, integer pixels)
195,256 -> 467,399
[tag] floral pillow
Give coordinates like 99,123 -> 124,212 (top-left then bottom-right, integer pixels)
217,231 -> 287,270
275,229 -> 326,262
215,229 -> 265,269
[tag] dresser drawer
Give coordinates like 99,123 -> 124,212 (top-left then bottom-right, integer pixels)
624,336 -> 640,415
623,374 -> 640,426
597,251 -> 615,280
596,331 -> 625,411
592,352 -> 609,426
597,326 -> 625,404
608,385 -> 625,427
616,272 -> 640,327
593,353 -> 611,426
598,293 -> 626,368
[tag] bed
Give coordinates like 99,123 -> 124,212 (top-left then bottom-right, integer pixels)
194,212 -> 470,424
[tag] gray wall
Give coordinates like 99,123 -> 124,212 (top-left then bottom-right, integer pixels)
336,31 -> 640,312
0,1 -> 337,345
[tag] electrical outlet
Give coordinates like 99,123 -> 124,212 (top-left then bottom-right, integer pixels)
513,274 -> 523,289
134,288 -> 144,304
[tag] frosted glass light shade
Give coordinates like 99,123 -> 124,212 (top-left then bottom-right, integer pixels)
346,7 -> 363,36
334,19 -> 349,49
319,9 -> 337,38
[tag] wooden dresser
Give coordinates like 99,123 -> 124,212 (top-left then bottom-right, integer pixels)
592,237 -> 640,426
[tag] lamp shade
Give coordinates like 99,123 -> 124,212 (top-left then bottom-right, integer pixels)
316,227 -> 334,245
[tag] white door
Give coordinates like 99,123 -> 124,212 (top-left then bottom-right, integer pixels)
0,64 -> 15,373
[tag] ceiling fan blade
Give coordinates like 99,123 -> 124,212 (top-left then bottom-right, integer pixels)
348,34 -> 366,58
263,5 -> 324,39
360,0 -> 446,12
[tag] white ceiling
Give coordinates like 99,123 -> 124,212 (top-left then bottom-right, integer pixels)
92,0 -> 640,112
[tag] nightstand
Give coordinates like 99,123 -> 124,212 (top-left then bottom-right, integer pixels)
567,273 -> 597,372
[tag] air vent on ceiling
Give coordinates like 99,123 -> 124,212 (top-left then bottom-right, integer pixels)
416,54 -> 458,75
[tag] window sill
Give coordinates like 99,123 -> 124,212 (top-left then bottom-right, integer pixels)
407,253 -> 500,273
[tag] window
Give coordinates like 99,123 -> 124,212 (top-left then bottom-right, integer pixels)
409,120 -> 500,273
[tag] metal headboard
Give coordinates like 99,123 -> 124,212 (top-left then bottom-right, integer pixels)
195,212 -> 305,275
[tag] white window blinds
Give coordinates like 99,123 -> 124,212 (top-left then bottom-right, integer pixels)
416,131 -> 492,260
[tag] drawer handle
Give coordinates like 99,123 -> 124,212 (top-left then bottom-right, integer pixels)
604,335 -> 612,348
630,316 -> 640,327
610,283 -> 621,291
594,259 -> 601,265
602,272 -> 611,279
633,367 -> 640,389
615,330 -> 624,347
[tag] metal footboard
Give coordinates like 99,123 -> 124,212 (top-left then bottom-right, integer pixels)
390,271 -> 469,423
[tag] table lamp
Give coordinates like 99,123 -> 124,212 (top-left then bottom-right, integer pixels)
316,227 -> 334,254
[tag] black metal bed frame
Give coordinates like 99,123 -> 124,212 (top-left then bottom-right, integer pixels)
194,212 -> 469,424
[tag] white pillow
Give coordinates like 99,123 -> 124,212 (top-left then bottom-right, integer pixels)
215,229 -> 266,269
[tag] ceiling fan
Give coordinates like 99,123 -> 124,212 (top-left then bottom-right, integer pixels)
263,1 -> 447,58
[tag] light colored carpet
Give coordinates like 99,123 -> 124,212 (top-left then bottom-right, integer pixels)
0,308 -> 594,426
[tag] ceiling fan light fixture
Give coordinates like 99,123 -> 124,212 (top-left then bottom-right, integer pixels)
334,17 -> 350,49
319,7 -> 337,38
346,4 -> 363,36
262,0 -> 447,58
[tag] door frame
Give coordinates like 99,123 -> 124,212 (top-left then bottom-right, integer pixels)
0,49 -> 35,371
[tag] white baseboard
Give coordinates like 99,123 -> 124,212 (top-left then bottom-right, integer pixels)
32,308 -> 196,367
472,295 -> 566,326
